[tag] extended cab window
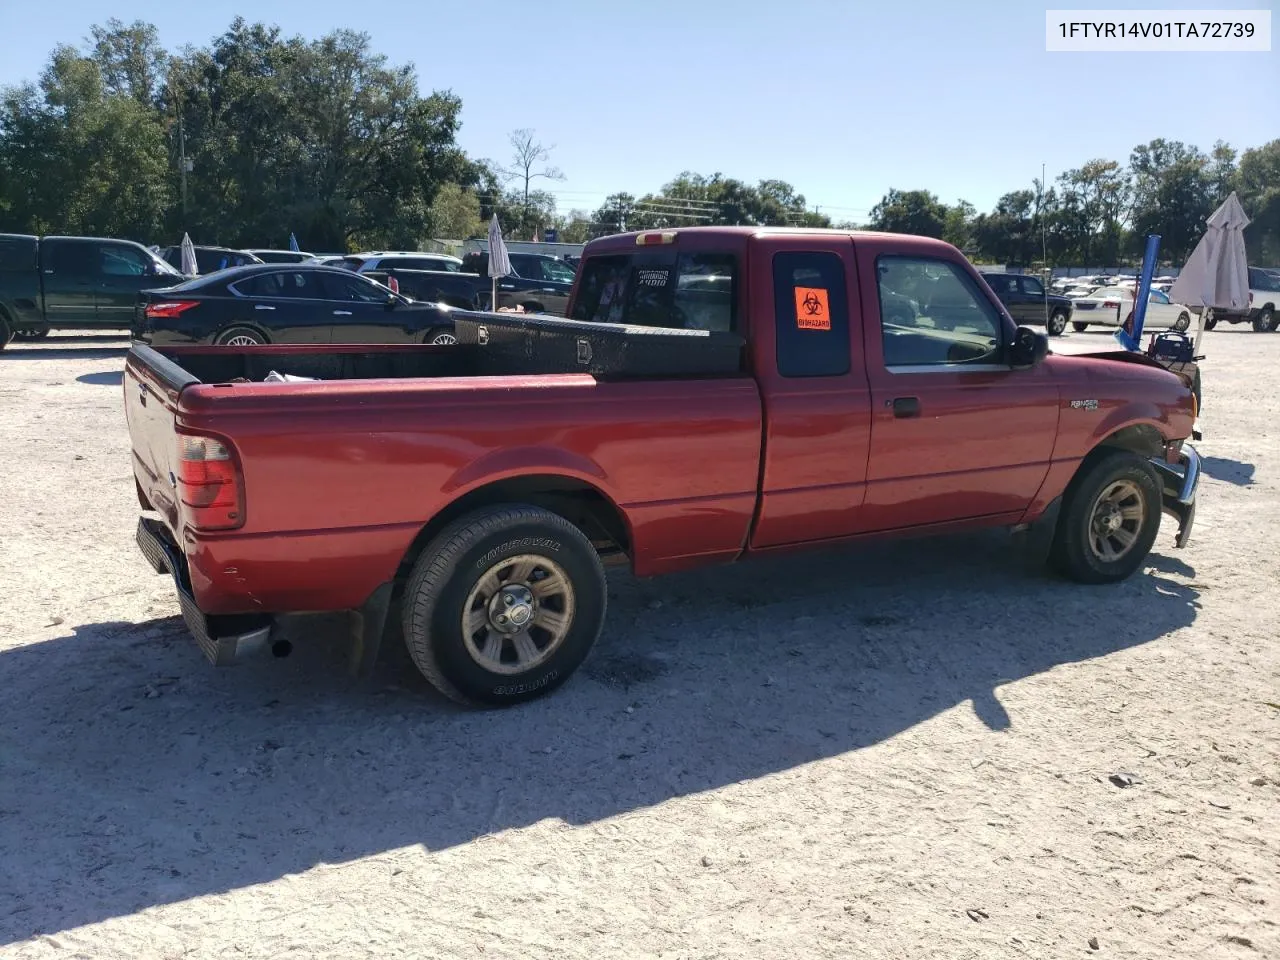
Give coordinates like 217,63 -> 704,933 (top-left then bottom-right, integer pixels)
876,257 -> 1002,369
573,252 -> 738,332
772,251 -> 850,378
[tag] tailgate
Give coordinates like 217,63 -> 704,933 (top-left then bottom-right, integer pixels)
124,346 -> 200,535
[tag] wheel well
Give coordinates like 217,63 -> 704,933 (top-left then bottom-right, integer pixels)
1093,424 -> 1164,460
518,299 -> 545,313
396,475 -> 631,579
217,323 -> 271,344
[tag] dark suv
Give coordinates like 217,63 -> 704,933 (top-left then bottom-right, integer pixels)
980,271 -> 1073,336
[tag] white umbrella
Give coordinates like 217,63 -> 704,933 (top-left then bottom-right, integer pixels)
179,232 -> 198,276
487,214 -> 512,311
1169,191 -> 1251,353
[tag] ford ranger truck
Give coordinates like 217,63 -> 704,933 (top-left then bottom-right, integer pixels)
123,227 -> 1200,707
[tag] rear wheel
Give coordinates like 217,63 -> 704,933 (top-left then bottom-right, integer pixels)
1254,306 -> 1276,333
1071,321 -> 1089,332
0,315 -> 11,350
1203,315 -> 1218,331
424,327 -> 457,345
216,327 -> 266,346
1173,312 -> 1191,332
1047,309 -> 1068,336
1050,451 -> 1162,585
401,505 -> 607,706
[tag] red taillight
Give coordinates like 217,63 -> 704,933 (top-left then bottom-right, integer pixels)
387,276 -> 400,294
177,434 -> 243,530
1102,300 -> 1120,309
146,300 -> 200,319
635,231 -> 677,246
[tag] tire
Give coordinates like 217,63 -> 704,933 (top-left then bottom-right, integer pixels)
1173,312 -> 1191,333
1203,315 -> 1218,331
0,315 -> 11,351
401,505 -> 607,706
1192,367 -> 1203,411
216,326 -> 266,346
15,328 -> 50,340
424,327 -> 457,346
1253,307 -> 1276,333
1072,321 -> 1089,333
1047,309 -> 1068,337
1049,450 -> 1162,585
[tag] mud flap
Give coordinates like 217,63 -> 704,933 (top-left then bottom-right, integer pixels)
1011,495 -> 1062,568
348,582 -> 398,679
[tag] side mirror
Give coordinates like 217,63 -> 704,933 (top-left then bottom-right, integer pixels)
385,294 -> 398,310
1009,325 -> 1048,369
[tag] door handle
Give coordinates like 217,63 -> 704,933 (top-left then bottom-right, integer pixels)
542,287 -> 557,293
890,397 -> 920,418
500,283 -> 515,290
332,310 -> 352,316
255,304 -> 275,311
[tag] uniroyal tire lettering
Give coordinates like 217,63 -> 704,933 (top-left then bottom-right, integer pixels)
476,537 -> 562,569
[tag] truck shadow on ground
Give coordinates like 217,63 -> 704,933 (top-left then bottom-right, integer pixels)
75,370 -> 125,386
0,531 -> 1200,944
1200,455 -> 1255,486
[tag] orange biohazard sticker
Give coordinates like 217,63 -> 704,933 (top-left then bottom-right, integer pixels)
794,287 -> 830,330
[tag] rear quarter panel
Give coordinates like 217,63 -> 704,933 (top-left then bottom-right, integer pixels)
174,373 -> 763,610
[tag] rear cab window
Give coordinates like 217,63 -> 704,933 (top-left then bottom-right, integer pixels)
572,250 -> 738,332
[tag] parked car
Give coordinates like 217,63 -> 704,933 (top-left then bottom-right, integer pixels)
1069,286 -> 1193,333
343,252 -> 464,274
159,245 -> 263,275
0,233 -> 186,345
124,226 -> 1199,707
243,249 -> 316,264
979,272 -> 1073,336
1202,267 -> 1280,332
132,264 -> 458,346
459,251 -> 577,314
363,266 -> 576,317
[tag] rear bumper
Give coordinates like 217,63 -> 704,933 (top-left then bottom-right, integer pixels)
136,515 -> 273,665
1150,444 -> 1200,549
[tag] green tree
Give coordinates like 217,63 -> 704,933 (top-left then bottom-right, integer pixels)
868,189 -> 948,238
428,182 -> 482,239
1128,139 -> 1217,262
942,199 -> 976,251
1235,140 -> 1280,264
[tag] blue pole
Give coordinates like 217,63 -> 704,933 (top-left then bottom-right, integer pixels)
1115,234 -> 1160,351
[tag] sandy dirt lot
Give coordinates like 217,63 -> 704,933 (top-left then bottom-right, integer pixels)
0,330 -> 1276,960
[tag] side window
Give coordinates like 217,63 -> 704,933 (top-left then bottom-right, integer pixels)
988,275 -> 1018,297
673,253 -> 736,332
541,259 -> 576,284
509,255 -> 536,279
572,256 -> 630,323
772,251 -> 850,378
876,257 -> 1003,369
47,241 -> 96,275
97,243 -> 149,276
1019,276 -> 1045,297
235,271 -> 326,299
321,273 -> 391,303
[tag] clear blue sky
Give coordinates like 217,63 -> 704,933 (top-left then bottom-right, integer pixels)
2,0 -> 1276,221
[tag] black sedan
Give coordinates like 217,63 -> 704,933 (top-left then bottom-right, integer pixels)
132,264 -> 459,346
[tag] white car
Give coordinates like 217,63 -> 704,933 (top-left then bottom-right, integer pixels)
1069,286 -> 1193,333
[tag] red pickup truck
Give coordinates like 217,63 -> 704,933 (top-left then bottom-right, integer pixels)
124,227 -> 1200,706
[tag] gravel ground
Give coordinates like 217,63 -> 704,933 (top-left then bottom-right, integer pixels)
0,331 -> 1276,960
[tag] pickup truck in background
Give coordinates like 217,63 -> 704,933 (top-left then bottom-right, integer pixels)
365,266 -> 573,316
123,227 -> 1199,707
0,233 -> 186,346
980,271 -> 1074,336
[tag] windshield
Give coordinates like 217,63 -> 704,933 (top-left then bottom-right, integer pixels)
150,252 -> 183,277
1250,268 -> 1280,292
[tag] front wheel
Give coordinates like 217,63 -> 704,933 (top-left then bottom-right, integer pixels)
1047,309 -> 1068,336
15,328 -> 50,340
1071,321 -> 1089,333
1254,307 -> 1276,333
1050,451 -> 1162,585
1173,312 -> 1191,332
1203,315 -> 1218,331
216,327 -> 266,346
401,505 -> 607,706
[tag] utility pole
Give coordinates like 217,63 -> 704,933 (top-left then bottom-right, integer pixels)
179,117 -> 190,227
